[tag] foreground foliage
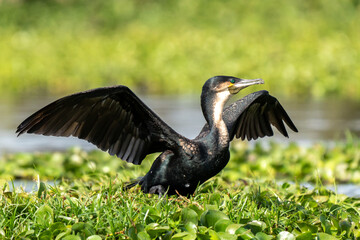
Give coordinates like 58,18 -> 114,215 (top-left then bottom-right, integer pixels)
1,137 -> 360,239
0,0 -> 359,99
1,176 -> 360,239
2,136 -> 359,185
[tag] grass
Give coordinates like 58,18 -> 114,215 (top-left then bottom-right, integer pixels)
1,136 -> 360,239
0,0 -> 359,99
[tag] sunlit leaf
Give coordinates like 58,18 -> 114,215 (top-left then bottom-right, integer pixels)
171,232 -> 196,240
86,235 -> 102,240
200,210 -> 229,228
35,204 -> 54,227
181,208 -> 199,225
316,233 -> 338,240
277,231 -> 295,240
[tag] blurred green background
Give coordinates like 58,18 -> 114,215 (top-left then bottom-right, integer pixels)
0,0 -> 359,99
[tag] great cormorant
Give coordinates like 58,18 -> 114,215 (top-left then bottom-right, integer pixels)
16,76 -> 298,195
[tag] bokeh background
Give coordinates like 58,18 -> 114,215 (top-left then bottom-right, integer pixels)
0,0 -> 360,154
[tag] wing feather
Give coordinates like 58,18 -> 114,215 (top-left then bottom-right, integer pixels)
16,85 -> 181,165
226,91 -> 297,141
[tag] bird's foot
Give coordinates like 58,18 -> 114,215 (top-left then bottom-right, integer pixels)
149,185 -> 166,196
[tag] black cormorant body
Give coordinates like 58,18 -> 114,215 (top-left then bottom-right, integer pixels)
17,76 -> 298,195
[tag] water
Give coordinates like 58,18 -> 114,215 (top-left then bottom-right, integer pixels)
1,94 -> 359,154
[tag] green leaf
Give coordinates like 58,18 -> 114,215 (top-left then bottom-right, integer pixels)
200,210 -> 230,228
63,235 -> 82,240
217,232 -> 237,240
181,208 -> 199,225
208,230 -> 220,240
38,230 -> 52,240
214,220 -> 234,232
185,222 -> 197,235
297,222 -> 317,233
295,232 -> 313,240
233,227 -> 254,240
49,222 -> 67,235
255,232 -> 273,240
339,220 -> 351,234
72,222 -> 85,231
244,221 -> 266,234
142,206 -> 161,223
37,181 -> 47,198
277,231 -> 295,240
145,223 -> 170,238
35,204 -> 54,227
55,231 -> 71,240
171,232 -> 196,240
137,231 -> 151,240
86,235 -> 102,240
316,233 -> 338,240
319,215 -> 332,234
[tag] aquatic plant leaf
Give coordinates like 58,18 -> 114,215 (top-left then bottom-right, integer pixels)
316,233 -> 338,240
63,235 -> 82,240
208,230 -> 220,240
255,232 -> 272,240
295,232 -> 313,240
145,223 -> 170,238
214,220 -> 234,232
38,230 -> 52,240
55,231 -> 71,240
277,231 -> 295,240
171,232 -> 196,240
233,227 -> 254,240
49,222 -> 67,235
137,231 -> 151,240
185,222 -> 198,235
200,210 -> 230,228
244,221 -> 266,234
319,215 -> 332,234
35,204 -> 54,227
181,208 -> 199,225
86,235 -> 102,240
217,232 -> 237,240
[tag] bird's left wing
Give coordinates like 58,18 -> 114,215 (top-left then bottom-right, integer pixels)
224,90 -> 298,141
16,85 -> 182,165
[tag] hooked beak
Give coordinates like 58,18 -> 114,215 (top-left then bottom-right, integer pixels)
229,78 -> 264,94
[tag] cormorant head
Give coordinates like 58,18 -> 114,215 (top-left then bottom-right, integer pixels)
204,76 -> 264,95
201,76 -> 264,125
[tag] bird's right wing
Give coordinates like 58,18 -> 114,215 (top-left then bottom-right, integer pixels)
225,90 -> 298,140
196,90 -> 298,141
16,85 -> 182,165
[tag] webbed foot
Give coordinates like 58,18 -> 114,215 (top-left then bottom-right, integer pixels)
149,185 -> 166,196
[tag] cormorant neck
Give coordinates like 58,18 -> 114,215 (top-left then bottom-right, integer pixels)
201,90 -> 231,128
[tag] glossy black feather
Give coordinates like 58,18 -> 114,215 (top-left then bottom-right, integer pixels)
16,85 -> 181,165
225,91 -> 298,141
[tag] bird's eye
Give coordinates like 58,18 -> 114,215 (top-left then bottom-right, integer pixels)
230,79 -> 235,84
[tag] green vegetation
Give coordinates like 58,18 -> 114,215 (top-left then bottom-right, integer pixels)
1,137 -> 360,239
0,0 -> 359,99
2,136 -> 359,185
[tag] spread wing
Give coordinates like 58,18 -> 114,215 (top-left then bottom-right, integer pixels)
196,90 -> 298,141
16,85 -> 181,165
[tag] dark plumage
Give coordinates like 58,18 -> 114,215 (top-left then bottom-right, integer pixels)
17,76 -> 298,195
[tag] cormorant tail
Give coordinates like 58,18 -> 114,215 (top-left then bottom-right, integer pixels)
124,177 -> 143,190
